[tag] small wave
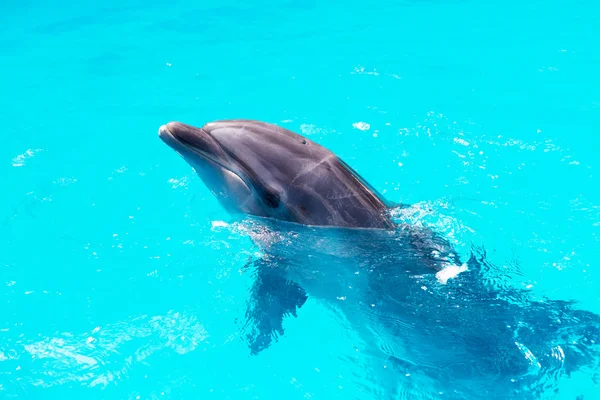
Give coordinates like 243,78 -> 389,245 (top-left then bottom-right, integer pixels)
11,149 -> 44,167
3,311 -> 208,389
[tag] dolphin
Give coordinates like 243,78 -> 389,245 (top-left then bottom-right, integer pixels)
158,120 -> 600,399
158,120 -> 397,229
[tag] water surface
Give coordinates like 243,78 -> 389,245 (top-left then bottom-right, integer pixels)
1,0 -> 599,398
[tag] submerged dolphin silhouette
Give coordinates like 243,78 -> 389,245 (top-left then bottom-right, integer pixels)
158,120 -> 599,399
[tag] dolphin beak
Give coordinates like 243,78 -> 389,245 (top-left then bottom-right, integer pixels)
157,121 -> 228,165
158,122 -> 175,140
158,122 -> 185,149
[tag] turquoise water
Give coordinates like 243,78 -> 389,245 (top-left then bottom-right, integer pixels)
2,0 -> 600,398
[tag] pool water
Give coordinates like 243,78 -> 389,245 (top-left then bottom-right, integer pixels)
1,0 -> 599,398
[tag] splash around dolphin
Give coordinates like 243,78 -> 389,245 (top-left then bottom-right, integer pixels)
158,119 -> 600,399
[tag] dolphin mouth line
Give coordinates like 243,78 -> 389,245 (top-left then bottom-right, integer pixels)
160,124 -> 249,186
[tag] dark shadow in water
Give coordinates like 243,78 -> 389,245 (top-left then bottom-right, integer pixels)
237,218 -> 600,399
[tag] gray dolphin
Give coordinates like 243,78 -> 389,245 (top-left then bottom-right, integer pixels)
158,120 -> 396,229
158,120 -> 600,399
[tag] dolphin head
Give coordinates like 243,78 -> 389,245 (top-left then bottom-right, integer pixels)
159,120 -> 394,229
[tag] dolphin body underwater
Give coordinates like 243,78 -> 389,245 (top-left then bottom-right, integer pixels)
158,120 -> 599,399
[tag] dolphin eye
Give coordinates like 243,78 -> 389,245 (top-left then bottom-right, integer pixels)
264,191 -> 280,208
300,139 -> 307,144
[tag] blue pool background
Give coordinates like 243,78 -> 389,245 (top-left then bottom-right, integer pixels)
1,0 -> 599,398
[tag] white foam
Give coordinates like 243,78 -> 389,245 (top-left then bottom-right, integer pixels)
435,264 -> 468,284
352,122 -> 370,131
